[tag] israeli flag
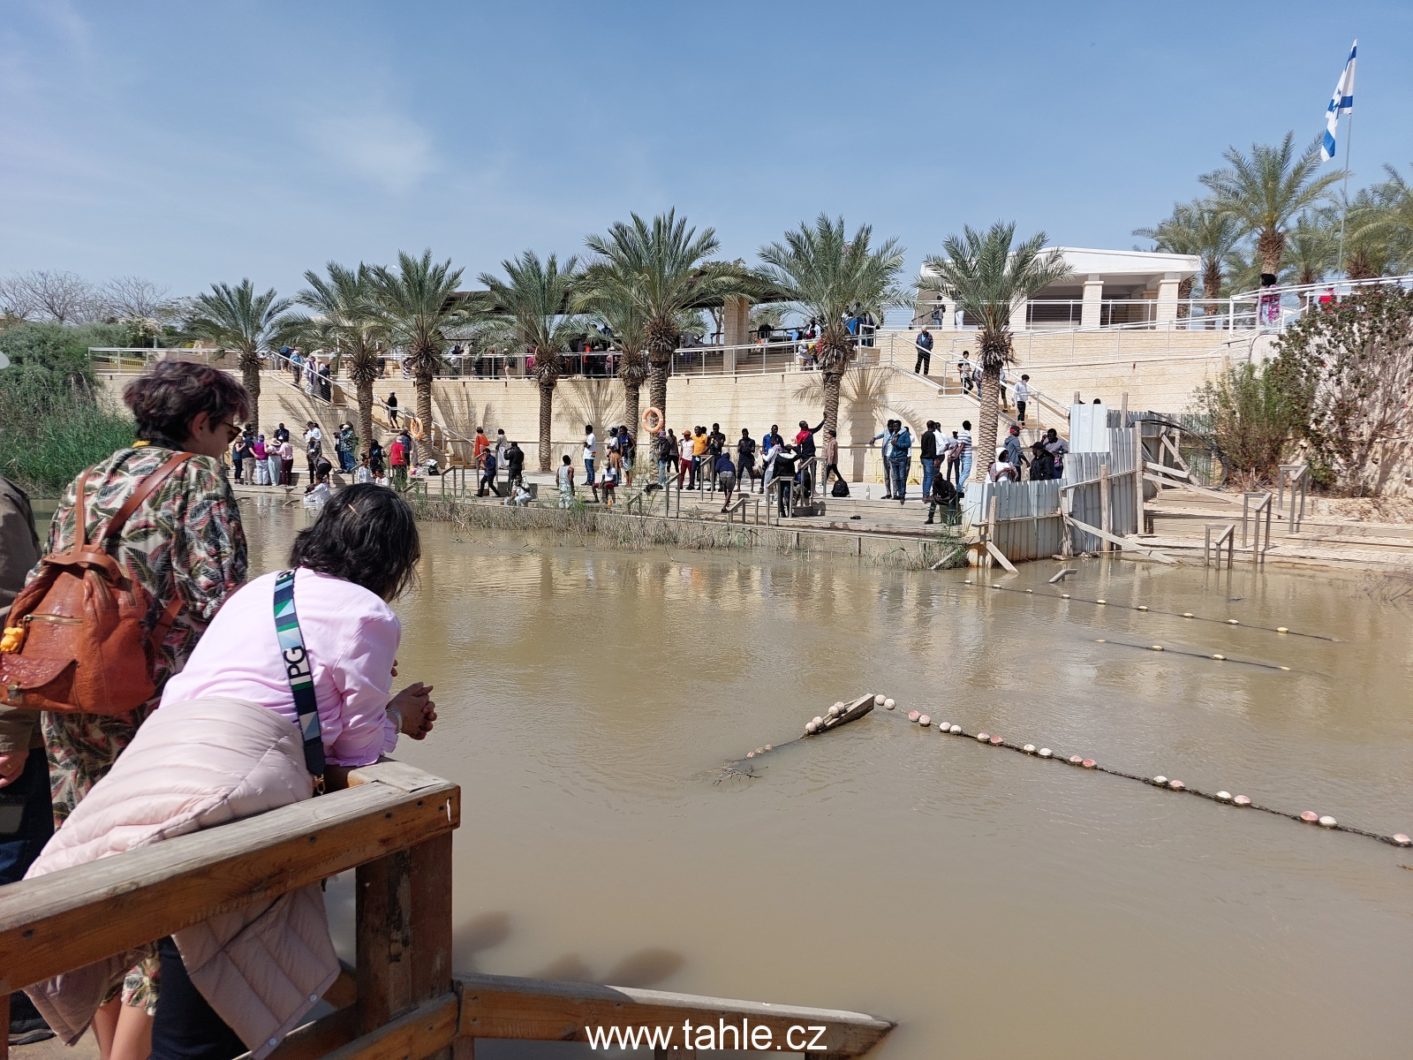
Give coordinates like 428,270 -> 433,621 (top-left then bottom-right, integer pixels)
1320,40 -> 1357,161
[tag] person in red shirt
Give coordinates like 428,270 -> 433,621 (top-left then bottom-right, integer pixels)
388,435 -> 409,490
472,427 -> 489,462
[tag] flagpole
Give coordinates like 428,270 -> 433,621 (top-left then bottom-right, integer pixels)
1336,112 -> 1354,277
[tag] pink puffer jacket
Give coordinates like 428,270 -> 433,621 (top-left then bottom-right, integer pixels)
24,697 -> 339,1058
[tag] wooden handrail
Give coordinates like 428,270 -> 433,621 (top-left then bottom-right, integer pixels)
0,758 -> 894,1057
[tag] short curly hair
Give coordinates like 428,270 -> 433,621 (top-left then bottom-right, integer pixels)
123,360 -> 252,447
289,484 -> 421,601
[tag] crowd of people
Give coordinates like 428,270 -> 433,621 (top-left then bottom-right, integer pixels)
0,361 -> 437,1058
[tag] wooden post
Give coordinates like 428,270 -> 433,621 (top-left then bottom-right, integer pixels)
357,850 -> 415,1033
1099,463 -> 1111,550
986,494 -> 998,569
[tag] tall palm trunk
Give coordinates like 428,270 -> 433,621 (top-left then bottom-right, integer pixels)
1177,277 -> 1194,320
1257,229 -> 1284,276
356,378 -> 374,451
974,364 -> 1001,483
648,356 -> 669,424
822,369 -> 843,440
623,381 -> 641,442
414,370 -> 434,440
538,379 -> 555,471
239,352 -> 261,432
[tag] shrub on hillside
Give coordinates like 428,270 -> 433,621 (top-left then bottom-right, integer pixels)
1192,362 -> 1302,485
1274,286 -> 1413,497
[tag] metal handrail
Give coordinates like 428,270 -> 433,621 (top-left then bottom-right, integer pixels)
1276,463 -> 1309,534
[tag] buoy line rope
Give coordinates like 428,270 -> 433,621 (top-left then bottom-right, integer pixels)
873,700 -> 1410,850
717,695 -> 1411,850
1093,637 -> 1293,672
964,580 -> 1336,641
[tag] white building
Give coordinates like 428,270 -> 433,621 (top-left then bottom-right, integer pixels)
920,247 -> 1201,331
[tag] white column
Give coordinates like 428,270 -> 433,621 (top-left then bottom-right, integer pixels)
1080,276 -> 1104,328
1155,274 -> 1180,330
723,296 -> 751,347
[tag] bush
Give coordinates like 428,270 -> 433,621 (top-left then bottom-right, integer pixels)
1273,286 -> 1413,497
0,322 -> 135,494
1191,362 -> 1302,484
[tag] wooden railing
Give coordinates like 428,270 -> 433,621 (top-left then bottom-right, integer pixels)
0,761 -> 893,1059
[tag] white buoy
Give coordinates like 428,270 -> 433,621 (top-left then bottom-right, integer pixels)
812,716 -> 824,728
1277,626 -> 1289,634
1168,780 -> 1184,791
1216,791 -> 1232,802
1227,618 -> 1240,625
1096,599 -> 1107,605
976,732 -> 990,742
1392,833 -> 1411,846
1025,589 -> 1034,594
805,722 -> 818,735
1038,748 -> 1053,758
1233,795 -> 1251,807
1068,755 -> 1083,765
1300,811 -> 1319,823
1212,654 -> 1226,661
1061,593 -> 1071,599
884,697 -> 897,710
873,694 -> 886,706
1153,775 -> 1168,786
1137,605 -> 1148,611
746,751 -> 755,758
1096,638 -> 1107,644
1182,612 -> 1194,618
1318,815 -> 1337,828
1151,644 -> 1164,652
949,724 -> 962,734
764,744 -> 773,751
1022,744 -> 1036,753
918,714 -> 932,728
827,705 -> 840,719
907,709 -> 921,723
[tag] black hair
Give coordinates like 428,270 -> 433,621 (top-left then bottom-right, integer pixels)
289,484 -> 420,602
962,420 -> 972,430
123,360 -> 251,448
562,454 -> 571,464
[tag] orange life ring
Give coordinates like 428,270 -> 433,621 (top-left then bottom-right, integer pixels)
641,406 -> 664,434
405,416 -> 426,441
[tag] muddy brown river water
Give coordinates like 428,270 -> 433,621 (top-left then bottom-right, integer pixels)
240,496 -> 1413,1059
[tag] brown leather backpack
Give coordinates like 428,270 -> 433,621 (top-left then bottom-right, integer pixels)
1,452 -> 193,715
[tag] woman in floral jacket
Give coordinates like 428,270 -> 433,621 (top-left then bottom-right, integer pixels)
35,359 -> 250,1059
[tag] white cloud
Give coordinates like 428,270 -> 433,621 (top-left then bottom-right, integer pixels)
306,107 -> 438,195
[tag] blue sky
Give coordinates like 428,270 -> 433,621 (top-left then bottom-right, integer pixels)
2,0 -> 1410,296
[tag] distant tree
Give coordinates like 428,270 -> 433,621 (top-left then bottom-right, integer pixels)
758,214 -> 905,439
99,276 -> 175,321
922,222 -> 1071,480
479,252 -> 582,472
187,280 -> 291,431
1135,200 -> 1244,321
1283,213 -> 1337,288
1201,133 -> 1341,275
369,250 -> 466,445
2,270 -> 101,324
584,210 -> 745,425
1192,363 -> 1302,484
288,262 -> 388,447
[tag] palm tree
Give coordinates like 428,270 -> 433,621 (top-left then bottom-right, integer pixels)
1339,186 -> 1400,280
1283,213 -> 1337,287
581,284 -> 650,437
1134,200 -> 1244,323
583,210 -> 743,424
1362,164 -> 1413,271
369,250 -> 466,442
757,214 -> 905,438
478,251 -> 582,471
187,279 -> 291,431
287,262 -> 388,449
1200,132 -> 1341,276
922,222 -> 1072,482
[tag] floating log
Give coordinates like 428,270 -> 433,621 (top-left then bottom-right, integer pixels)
716,693 -> 876,781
